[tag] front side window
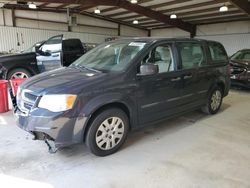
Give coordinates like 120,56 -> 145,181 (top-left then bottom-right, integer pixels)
40,36 -> 62,53
141,44 -> 174,73
72,41 -> 147,72
178,42 -> 205,69
208,42 -> 228,62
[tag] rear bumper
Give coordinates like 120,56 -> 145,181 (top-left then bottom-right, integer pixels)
15,107 -> 88,148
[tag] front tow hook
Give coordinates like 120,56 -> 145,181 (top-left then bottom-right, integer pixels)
44,139 -> 58,154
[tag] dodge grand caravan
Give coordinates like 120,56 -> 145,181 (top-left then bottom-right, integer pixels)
15,38 -> 230,156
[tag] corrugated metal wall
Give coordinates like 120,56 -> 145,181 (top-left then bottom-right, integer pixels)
0,26 -> 112,52
196,21 -> 250,56
151,21 -> 250,56
196,33 -> 250,56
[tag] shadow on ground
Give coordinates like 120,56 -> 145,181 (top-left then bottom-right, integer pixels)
57,102 -> 231,157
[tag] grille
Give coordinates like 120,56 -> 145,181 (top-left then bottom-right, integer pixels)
17,89 -> 38,112
24,92 -> 37,102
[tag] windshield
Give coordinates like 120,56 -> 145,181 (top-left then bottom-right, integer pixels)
22,41 -> 43,53
71,41 -> 147,72
231,50 -> 250,61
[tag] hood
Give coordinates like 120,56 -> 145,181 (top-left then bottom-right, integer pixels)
230,59 -> 250,68
21,67 -> 111,95
0,52 -> 36,63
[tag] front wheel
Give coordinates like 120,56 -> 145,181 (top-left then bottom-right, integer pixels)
86,108 -> 129,156
7,68 -> 31,80
202,86 -> 223,114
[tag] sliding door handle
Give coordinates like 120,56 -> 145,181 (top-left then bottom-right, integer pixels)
171,77 -> 181,82
184,75 -> 193,79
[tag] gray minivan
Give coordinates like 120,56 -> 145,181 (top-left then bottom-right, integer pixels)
15,38 -> 230,156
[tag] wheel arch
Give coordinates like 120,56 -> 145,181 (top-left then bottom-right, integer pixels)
216,81 -> 225,96
6,66 -> 35,79
83,101 -> 132,141
207,80 -> 226,98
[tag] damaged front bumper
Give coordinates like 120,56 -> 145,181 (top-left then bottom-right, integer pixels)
14,107 -> 88,153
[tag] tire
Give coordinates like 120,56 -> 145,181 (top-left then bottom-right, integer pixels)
202,86 -> 223,114
7,68 -> 31,80
86,108 -> 129,156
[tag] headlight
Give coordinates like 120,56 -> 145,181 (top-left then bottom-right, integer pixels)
38,94 -> 77,112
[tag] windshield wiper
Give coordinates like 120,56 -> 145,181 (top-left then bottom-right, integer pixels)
73,65 -> 102,73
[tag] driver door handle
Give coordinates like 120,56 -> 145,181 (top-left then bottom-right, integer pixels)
171,77 -> 181,82
52,54 -> 59,57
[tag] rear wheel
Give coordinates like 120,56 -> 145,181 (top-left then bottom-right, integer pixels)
7,68 -> 31,80
202,86 -> 223,114
86,108 -> 129,156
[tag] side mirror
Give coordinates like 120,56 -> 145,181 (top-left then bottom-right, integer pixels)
35,46 -> 40,53
138,64 -> 159,76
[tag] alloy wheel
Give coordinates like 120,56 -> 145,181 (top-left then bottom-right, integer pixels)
95,117 -> 125,150
210,90 -> 222,111
11,72 -> 29,79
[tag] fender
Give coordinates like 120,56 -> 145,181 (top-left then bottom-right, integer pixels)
79,92 -> 138,128
207,76 -> 227,98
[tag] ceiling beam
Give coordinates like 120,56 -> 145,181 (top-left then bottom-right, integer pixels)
101,7 -> 118,13
144,0 -> 190,10
121,5 -> 236,22
116,0 -> 195,34
192,15 -> 250,24
179,5 -> 235,17
139,21 -> 161,26
81,11 -> 147,30
3,3 -> 148,31
115,0 -> 227,21
101,0 -> 153,13
229,0 -> 250,15
149,25 -> 174,30
78,5 -> 97,13
80,0 -> 194,34
56,3 -> 71,9
161,0 -> 225,14
183,10 -> 243,21
13,0 -> 196,34
20,0 -> 76,3
39,3 -> 50,8
104,0 -> 190,17
146,24 -> 168,28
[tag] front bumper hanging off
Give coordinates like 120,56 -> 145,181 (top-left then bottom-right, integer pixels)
15,106 -> 89,153
44,139 -> 58,154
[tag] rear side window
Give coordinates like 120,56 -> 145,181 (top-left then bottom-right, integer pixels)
178,42 -> 206,69
208,42 -> 228,62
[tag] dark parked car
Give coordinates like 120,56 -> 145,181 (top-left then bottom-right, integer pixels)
0,35 -> 86,80
15,38 -> 230,156
230,49 -> 250,88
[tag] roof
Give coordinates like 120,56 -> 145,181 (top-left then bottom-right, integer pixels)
110,37 -> 216,43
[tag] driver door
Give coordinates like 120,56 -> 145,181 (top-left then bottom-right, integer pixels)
36,35 -> 63,73
136,43 -> 183,126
